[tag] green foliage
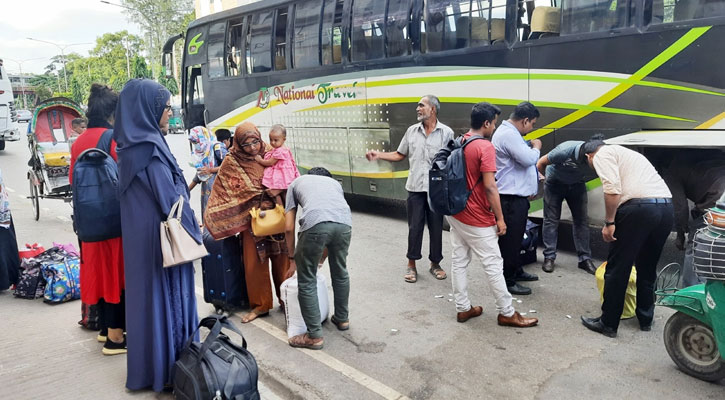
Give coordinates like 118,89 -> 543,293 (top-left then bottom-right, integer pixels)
34,86 -> 53,105
70,78 -> 84,105
159,75 -> 179,96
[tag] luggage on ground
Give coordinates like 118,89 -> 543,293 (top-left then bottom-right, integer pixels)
71,129 -> 122,242
14,258 -> 46,299
42,257 -> 81,303
201,230 -> 249,313
596,262 -> 637,319
79,302 -> 101,330
173,315 -> 260,400
519,220 -> 540,266
428,136 -> 484,215
18,243 -> 45,260
280,272 -> 330,338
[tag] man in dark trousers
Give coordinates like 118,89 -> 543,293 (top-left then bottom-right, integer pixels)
366,95 -> 453,283
580,138 -> 673,338
491,102 -> 541,295
536,140 -> 597,274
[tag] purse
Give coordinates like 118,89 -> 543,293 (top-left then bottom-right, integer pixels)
249,194 -> 286,237
160,195 -> 208,268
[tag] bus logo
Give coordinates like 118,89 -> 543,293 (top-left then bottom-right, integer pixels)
257,87 -> 271,109
188,33 -> 204,55
256,82 -> 360,109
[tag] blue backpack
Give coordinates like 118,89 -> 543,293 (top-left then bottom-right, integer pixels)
71,130 -> 122,242
428,136 -> 483,216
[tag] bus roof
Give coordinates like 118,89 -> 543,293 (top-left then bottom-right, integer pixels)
189,0 -> 290,29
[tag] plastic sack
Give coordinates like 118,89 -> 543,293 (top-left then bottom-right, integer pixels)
280,272 -> 329,338
595,262 -> 637,319
18,243 -> 45,260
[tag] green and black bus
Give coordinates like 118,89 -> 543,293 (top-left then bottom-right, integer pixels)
163,0 -> 725,220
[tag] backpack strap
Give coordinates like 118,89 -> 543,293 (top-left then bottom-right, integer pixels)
96,129 -> 114,154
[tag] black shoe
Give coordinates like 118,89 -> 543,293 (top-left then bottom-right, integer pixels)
102,335 -> 127,355
542,259 -> 555,273
507,282 -> 532,295
514,271 -> 539,282
640,321 -> 653,331
580,316 -> 617,338
578,259 -> 597,275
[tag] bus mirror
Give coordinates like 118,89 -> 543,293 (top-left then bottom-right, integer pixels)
163,53 -> 173,78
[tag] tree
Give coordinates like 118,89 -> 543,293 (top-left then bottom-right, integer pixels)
70,78 -> 84,105
34,86 -> 52,105
159,75 -> 179,96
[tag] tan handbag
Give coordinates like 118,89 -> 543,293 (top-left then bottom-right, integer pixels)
249,194 -> 286,237
160,195 -> 207,268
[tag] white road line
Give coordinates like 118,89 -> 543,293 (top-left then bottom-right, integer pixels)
193,286 -> 410,400
5,187 -> 15,193
16,194 -> 26,200
56,216 -> 69,222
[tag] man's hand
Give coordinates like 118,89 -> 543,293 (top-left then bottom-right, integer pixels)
530,139 -> 542,150
602,225 -> 617,242
676,232 -> 686,251
284,259 -> 297,280
365,150 -> 379,161
496,220 -> 507,236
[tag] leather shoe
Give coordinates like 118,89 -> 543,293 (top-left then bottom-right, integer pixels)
457,306 -> 483,323
580,316 -> 617,338
514,270 -> 539,282
640,321 -> 653,331
498,311 -> 538,328
542,258 -> 555,273
507,283 -> 532,295
578,259 -> 597,275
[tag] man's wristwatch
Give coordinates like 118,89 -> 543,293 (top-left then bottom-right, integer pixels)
604,221 -> 615,227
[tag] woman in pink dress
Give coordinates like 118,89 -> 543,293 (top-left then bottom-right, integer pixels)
255,124 -> 300,204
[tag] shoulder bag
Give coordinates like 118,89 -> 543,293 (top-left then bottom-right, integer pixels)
249,193 -> 286,237
161,195 -> 208,267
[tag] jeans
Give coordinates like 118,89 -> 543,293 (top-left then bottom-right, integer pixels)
448,217 -> 515,317
542,181 -> 592,262
406,191 -> 444,264
682,210 -> 706,287
498,195 -> 530,286
295,222 -> 352,339
601,202 -> 673,330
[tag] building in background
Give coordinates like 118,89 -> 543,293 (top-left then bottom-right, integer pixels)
195,0 -> 259,18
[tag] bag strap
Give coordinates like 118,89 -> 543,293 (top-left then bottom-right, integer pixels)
168,195 -> 184,220
459,135 -> 484,189
96,129 -> 114,154
184,315 -> 249,358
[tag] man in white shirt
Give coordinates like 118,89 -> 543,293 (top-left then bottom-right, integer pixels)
579,137 -> 673,338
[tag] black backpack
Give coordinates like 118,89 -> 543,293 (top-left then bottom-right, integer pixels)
71,130 -> 122,242
173,315 -> 260,400
428,136 -> 483,215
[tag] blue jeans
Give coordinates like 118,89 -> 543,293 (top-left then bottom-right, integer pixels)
542,181 -> 591,262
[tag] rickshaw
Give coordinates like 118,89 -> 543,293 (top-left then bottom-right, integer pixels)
26,97 -> 83,221
169,105 -> 184,134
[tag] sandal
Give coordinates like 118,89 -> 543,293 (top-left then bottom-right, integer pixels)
404,267 -> 417,283
288,333 -> 324,350
241,308 -> 270,323
330,315 -> 350,331
429,265 -> 447,280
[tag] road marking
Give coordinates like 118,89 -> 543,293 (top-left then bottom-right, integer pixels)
56,216 -> 69,222
5,187 -> 15,193
194,286 -> 410,400
16,194 -> 26,200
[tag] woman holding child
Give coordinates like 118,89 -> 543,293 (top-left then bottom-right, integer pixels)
205,122 -> 294,323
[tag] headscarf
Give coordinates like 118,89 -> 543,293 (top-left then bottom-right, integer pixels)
0,169 -> 11,229
204,122 -> 275,240
113,79 -> 179,193
188,126 -> 215,181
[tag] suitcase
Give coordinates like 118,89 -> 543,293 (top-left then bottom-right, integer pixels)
201,230 -> 249,313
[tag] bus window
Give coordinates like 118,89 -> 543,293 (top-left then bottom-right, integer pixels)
227,20 -> 244,76
491,0 -> 506,43
294,0 -> 322,68
208,22 -> 226,78
351,0 -> 386,61
520,1 -> 562,41
648,0 -> 725,24
386,0 -> 413,57
561,0 -> 633,35
274,8 -> 289,70
425,1 -> 473,52
470,0 -> 491,46
248,11 -> 274,73
322,0 -> 345,65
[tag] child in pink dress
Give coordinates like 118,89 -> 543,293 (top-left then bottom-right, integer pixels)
256,124 -> 300,204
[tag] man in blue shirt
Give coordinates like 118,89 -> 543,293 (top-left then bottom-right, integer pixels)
492,102 -> 541,295
536,141 -> 596,274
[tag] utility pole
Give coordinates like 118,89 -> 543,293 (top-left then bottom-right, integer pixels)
6,57 -> 44,109
26,38 -> 92,92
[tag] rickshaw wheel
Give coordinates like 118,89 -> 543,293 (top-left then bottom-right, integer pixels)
664,312 -> 725,382
28,177 -> 40,221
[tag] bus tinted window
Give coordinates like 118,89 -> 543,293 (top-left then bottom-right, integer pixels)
491,0 -> 506,43
322,0 -> 344,65
387,0 -> 412,57
470,0 -> 491,46
227,20 -> 244,76
294,0 -> 322,68
249,11 -> 274,73
649,0 -> 725,24
561,0 -> 633,35
208,22 -> 226,78
425,1 -> 473,52
275,8 -> 289,70
352,0 -> 386,61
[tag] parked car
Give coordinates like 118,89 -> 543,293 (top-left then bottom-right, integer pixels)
17,109 -> 32,122
169,106 -> 184,134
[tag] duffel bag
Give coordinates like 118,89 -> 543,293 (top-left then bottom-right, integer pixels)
173,315 -> 260,400
14,258 -> 46,299
42,257 -> 81,303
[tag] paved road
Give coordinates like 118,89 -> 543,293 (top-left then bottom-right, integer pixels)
1,125 -> 722,399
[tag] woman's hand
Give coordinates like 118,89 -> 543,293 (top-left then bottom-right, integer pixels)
199,166 -> 212,175
254,154 -> 263,162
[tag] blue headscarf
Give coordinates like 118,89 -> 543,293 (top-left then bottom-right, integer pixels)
113,79 -> 180,193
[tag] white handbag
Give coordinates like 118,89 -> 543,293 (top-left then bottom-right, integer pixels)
160,195 -> 207,268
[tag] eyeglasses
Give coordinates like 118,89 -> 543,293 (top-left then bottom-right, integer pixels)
164,105 -> 172,112
240,139 -> 261,148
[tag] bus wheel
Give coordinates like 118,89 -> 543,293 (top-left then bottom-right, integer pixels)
0,140 -> 5,151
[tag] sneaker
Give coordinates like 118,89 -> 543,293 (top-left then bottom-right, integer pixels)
102,335 -> 127,356
97,327 -> 108,343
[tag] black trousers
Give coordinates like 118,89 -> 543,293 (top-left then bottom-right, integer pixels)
499,195 -> 530,286
406,191 -> 443,264
98,291 -> 126,331
601,202 -> 673,330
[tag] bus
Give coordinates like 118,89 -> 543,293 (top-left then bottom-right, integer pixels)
163,0 -> 725,221
0,59 -> 21,150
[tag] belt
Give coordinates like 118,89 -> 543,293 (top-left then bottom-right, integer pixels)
624,198 -> 672,205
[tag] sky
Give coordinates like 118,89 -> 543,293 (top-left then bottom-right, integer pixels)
0,0 -> 143,75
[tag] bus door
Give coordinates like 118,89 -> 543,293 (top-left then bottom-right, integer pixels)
181,24 -> 209,129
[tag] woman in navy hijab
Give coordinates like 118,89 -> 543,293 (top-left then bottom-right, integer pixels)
114,79 -> 200,391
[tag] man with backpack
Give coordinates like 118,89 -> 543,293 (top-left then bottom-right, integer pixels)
446,102 -> 538,328
366,95 -> 453,284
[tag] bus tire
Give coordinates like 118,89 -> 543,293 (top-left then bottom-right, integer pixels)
0,140 -> 5,150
